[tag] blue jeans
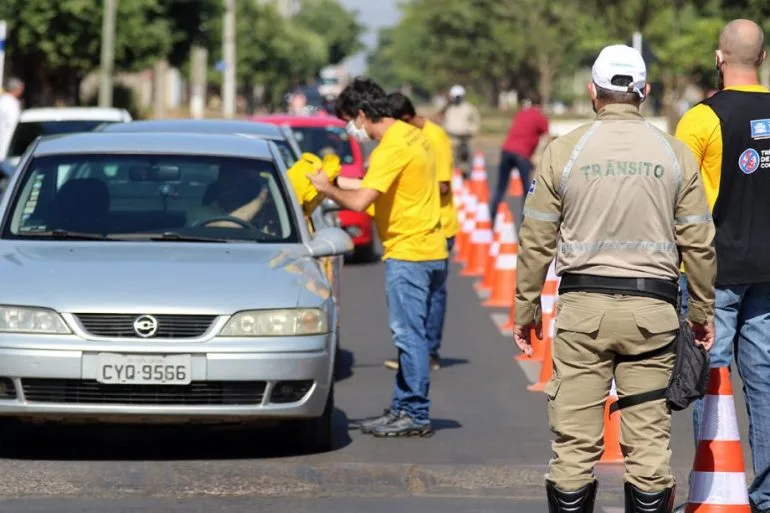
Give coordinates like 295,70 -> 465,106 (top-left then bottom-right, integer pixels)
426,237 -> 454,359
490,150 -> 533,227
682,274 -> 770,510
385,258 -> 449,425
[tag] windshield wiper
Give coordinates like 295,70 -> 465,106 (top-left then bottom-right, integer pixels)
112,232 -> 233,243
18,229 -> 109,240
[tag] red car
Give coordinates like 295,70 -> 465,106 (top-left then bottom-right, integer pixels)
251,113 -> 376,261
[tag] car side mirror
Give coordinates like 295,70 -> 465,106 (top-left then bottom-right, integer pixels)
306,227 -> 354,258
320,198 -> 341,214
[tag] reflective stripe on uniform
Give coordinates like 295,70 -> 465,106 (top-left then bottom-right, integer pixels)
674,213 -> 712,225
559,240 -> 678,254
523,207 -> 560,222
645,121 -> 682,196
558,121 -> 602,197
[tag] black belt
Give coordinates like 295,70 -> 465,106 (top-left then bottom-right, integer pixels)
558,273 -> 679,307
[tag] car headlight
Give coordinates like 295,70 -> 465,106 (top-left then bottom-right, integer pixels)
220,308 -> 329,337
0,306 -> 71,334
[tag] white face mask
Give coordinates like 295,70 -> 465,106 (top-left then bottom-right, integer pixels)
346,119 -> 370,142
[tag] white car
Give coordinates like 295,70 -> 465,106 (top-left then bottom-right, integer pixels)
2,107 -> 132,168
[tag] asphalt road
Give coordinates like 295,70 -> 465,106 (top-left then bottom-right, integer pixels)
0,147 -> 753,513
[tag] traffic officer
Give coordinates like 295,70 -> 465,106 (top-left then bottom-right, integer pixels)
513,45 -> 716,513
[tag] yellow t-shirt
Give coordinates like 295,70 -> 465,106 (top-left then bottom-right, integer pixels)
361,120 -> 448,262
422,120 -> 459,238
675,84 -> 770,273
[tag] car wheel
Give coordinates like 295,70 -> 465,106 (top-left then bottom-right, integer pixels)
288,385 -> 334,454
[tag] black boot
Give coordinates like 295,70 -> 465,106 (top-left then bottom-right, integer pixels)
546,480 -> 598,513
624,482 -> 675,513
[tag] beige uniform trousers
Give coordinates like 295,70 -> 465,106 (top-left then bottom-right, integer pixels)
545,291 -> 678,492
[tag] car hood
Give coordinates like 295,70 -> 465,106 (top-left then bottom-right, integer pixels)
0,241 -> 329,314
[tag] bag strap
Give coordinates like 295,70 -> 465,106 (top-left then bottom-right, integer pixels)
609,339 -> 676,415
609,388 -> 666,415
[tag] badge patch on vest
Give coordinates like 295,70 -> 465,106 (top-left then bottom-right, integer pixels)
751,119 -> 770,140
739,148 -> 760,174
528,179 -> 536,195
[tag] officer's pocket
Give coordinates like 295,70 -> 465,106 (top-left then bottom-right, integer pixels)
544,377 -> 561,401
633,305 -> 679,335
555,302 -> 604,336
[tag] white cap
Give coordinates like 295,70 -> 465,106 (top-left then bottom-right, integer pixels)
592,44 -> 647,99
449,85 -> 466,98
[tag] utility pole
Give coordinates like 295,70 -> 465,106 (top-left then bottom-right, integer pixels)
189,46 -> 208,119
222,0 -> 236,118
98,0 -> 118,107
0,20 -> 7,92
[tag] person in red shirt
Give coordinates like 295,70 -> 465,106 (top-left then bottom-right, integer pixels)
490,92 -> 550,225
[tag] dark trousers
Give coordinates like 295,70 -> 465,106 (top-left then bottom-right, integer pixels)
491,150 -> 533,227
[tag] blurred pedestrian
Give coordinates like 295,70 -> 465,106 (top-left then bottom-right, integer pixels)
674,19 -> 770,513
0,78 -> 24,160
307,76 -> 447,438
491,91 -> 551,225
383,91 -> 459,372
442,85 -> 480,177
514,44 -> 715,513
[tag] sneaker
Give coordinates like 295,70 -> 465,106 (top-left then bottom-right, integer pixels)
370,412 -> 434,438
349,409 -> 399,433
383,357 -> 441,371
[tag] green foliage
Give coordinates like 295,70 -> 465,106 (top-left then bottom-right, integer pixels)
294,0 -> 364,65
369,0 -> 768,109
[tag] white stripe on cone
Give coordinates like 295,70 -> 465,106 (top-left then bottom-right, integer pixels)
470,230 -> 493,244
698,395 -> 741,442
496,254 -> 517,269
689,471 -> 751,505
542,295 -> 558,314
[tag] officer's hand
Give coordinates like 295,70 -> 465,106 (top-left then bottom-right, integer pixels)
688,320 -> 714,351
513,322 -> 542,357
307,168 -> 331,194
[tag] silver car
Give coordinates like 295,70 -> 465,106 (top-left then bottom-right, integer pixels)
0,131 -> 352,452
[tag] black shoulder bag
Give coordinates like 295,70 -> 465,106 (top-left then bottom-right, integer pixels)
610,319 -> 711,414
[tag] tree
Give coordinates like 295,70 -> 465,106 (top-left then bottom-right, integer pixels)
0,0 -> 173,105
293,0 -> 364,65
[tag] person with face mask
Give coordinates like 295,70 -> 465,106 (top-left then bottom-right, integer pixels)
441,85 -> 481,177
514,44 -> 715,512
306,76 -> 448,438
673,19 -> 770,513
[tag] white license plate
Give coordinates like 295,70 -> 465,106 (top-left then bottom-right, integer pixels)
96,354 -> 192,385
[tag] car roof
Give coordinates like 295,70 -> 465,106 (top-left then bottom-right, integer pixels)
102,119 -> 287,139
32,132 -> 276,160
19,107 -> 132,123
251,114 -> 345,128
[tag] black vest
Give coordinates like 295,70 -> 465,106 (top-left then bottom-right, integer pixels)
701,90 -> 770,286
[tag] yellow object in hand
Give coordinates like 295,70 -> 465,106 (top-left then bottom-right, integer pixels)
286,152 -> 342,216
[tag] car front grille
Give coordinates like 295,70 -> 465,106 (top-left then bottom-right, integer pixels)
75,314 -> 216,339
22,379 -> 266,405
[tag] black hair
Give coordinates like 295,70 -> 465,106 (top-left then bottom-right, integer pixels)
387,92 -> 417,120
334,76 -> 393,122
524,91 -> 542,105
595,74 -> 642,106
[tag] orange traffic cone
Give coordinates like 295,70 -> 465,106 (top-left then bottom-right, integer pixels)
483,210 -> 518,307
477,203 -> 507,292
508,167 -> 524,197
527,316 -> 554,392
469,152 -> 489,200
455,188 -> 476,264
685,367 -> 750,513
451,167 -> 464,203
461,200 -> 493,277
600,379 -> 624,464
515,261 -> 559,362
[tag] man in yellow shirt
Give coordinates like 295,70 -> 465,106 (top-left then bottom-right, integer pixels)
674,19 -> 770,513
307,77 -> 448,438
380,92 -> 458,373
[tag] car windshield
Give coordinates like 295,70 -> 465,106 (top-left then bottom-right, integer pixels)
3,153 -> 298,243
290,126 -> 354,165
8,120 -> 117,157
270,139 -> 297,167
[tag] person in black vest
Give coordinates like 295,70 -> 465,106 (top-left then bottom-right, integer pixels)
675,18 -> 770,513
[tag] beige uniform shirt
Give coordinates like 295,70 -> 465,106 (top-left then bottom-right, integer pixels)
515,104 -> 716,326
